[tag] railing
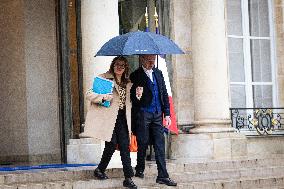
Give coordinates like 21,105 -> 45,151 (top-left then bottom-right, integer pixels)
230,108 -> 284,135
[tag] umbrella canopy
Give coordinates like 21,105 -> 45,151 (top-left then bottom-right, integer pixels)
95,31 -> 184,56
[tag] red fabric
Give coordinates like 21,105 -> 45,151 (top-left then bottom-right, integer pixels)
116,134 -> 138,152
163,96 -> 178,135
129,134 -> 138,152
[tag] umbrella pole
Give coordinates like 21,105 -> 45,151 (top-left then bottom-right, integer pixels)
156,55 -> 159,68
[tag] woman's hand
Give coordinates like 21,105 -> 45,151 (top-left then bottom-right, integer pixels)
103,94 -> 113,101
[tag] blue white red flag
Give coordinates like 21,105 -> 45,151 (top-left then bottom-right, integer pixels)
155,56 -> 178,135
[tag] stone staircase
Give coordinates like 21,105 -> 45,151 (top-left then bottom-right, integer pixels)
1,156 -> 284,189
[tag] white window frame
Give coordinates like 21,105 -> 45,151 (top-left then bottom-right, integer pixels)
228,0 -> 278,108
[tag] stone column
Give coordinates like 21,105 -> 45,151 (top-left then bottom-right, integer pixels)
190,0 -> 233,133
68,1 -> 137,166
170,0 -> 193,126
68,0 -> 119,164
81,0 -> 119,104
171,0 -> 248,161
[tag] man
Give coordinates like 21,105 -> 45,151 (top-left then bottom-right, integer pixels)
130,54 -> 177,186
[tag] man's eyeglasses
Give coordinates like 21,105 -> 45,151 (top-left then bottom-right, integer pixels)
114,64 -> 126,69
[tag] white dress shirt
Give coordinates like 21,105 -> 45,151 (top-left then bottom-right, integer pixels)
142,65 -> 153,82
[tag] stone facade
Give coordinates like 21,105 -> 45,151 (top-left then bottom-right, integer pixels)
170,0 -> 194,126
275,0 -> 284,106
0,0 -> 61,163
69,0 -> 284,164
170,0 -> 284,160
1,0 -> 284,164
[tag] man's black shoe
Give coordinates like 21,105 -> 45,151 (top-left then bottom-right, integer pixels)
156,177 -> 177,186
94,168 -> 109,180
134,171 -> 144,178
123,178 -> 137,189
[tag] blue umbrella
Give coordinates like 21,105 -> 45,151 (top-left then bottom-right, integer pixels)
95,31 -> 184,56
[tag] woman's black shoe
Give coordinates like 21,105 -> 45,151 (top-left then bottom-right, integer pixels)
123,178 -> 137,189
94,168 -> 109,180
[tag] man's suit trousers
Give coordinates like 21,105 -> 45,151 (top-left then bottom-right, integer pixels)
135,111 -> 169,178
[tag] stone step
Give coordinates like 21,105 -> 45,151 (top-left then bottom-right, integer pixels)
140,156 -> 284,178
0,168 -> 95,185
1,157 -> 284,185
171,166 -> 284,182
167,156 -> 284,173
1,175 -> 284,189
108,157 -> 284,178
96,176 -> 284,189
0,166 -> 284,189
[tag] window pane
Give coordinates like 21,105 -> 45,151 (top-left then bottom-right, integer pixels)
251,39 -> 271,82
230,85 -> 246,108
253,85 -> 272,107
228,38 -> 245,82
227,0 -> 243,35
249,0 -> 270,37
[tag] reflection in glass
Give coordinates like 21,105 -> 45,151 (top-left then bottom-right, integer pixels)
227,0 -> 243,35
228,38 -> 245,82
253,85 -> 272,107
249,0 -> 270,37
251,39 -> 271,82
230,85 -> 246,108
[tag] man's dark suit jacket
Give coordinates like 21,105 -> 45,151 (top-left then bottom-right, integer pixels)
130,67 -> 170,133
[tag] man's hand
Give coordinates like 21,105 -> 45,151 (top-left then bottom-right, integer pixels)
165,116 -> 171,128
136,86 -> 143,100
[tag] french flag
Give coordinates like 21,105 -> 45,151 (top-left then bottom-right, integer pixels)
156,56 -> 178,135
146,6 -> 178,135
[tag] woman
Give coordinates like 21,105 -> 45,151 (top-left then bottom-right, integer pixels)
83,56 -> 137,189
